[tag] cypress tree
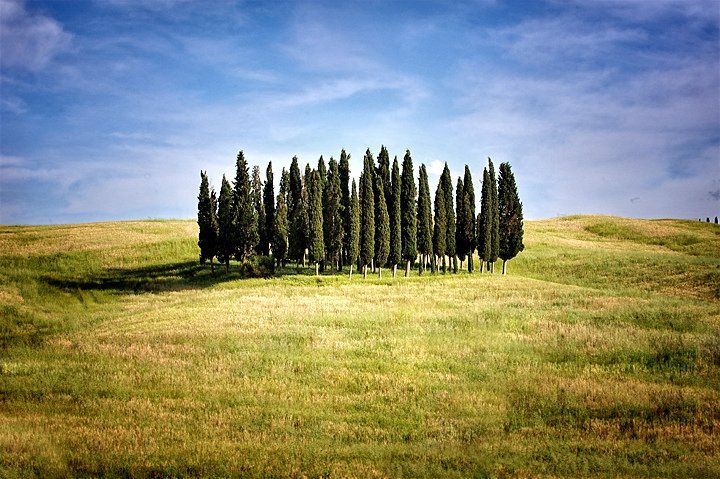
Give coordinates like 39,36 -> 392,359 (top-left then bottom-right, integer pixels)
401,150 -> 417,277
263,162 -> 275,256
455,176 -> 465,270
433,181 -> 447,273
251,165 -> 265,255
274,193 -> 288,268
388,156 -> 402,277
279,167 -> 290,205
348,179 -> 360,279
307,170 -> 324,276
478,167 -> 491,272
288,157 -> 306,264
463,166 -> 476,272
377,145 -> 391,219
324,157 -> 344,270
498,162 -> 524,274
339,149 -> 351,269
375,175 -> 390,278
198,170 -> 213,269
233,151 -> 258,261
359,149 -> 375,277
715,216 -> 718,224
217,175 -> 235,273
441,164 -> 456,273
317,156 -> 327,190
417,164 -> 433,274
488,158 -> 499,272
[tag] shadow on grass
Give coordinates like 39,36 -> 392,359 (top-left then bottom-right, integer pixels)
43,260 -> 247,294
42,260 -> 357,294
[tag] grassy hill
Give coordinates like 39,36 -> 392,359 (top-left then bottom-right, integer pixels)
1,216 -> 718,478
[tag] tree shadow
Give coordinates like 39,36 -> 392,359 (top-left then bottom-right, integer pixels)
42,260 -> 247,294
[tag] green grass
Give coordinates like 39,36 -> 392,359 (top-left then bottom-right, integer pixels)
1,216 -> 719,478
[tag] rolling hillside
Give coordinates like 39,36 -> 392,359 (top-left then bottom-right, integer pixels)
1,216 -> 718,478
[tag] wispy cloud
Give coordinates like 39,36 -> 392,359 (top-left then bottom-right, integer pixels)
0,0 -> 72,71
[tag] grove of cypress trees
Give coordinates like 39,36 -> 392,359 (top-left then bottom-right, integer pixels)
455,176 -> 465,270
488,158 -> 499,272
307,170 -> 324,276
417,164 -> 433,274
324,157 -> 344,270
197,171 -> 217,272
348,179 -> 360,279
498,162 -> 524,274
389,156 -> 402,277
360,149 -> 375,278
401,150 -> 417,277
433,181 -> 447,273
274,193 -> 288,268
339,149 -> 351,269
251,165 -> 265,255
463,166 -> 476,272
374,175 -> 390,278
217,175 -> 235,273
441,163 -> 456,273
233,151 -> 258,261
263,162 -> 275,256
478,167 -> 491,272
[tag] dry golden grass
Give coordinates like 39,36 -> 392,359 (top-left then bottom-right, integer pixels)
1,215 -> 718,478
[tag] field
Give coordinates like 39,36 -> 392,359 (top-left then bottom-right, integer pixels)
1,215 -> 719,478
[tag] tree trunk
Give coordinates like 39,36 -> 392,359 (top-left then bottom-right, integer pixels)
315,262 -> 319,276
392,264 -> 397,278
405,260 -> 410,277
363,264 -> 367,279
225,259 -> 230,274
502,260 -> 507,275
460,258 -> 464,270
378,267 -> 382,279
349,264 -> 353,280
371,258 -> 375,273
303,251 -> 306,267
480,260 -> 485,273
210,257 -> 215,274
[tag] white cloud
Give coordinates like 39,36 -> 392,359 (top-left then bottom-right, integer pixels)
0,0 -> 72,71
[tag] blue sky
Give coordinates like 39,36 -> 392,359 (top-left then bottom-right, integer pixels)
0,0 -> 718,224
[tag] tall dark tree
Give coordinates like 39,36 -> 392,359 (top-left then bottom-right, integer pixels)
477,167 -> 491,272
388,156 -> 402,277
417,164 -> 433,274
273,193 -> 288,268
307,170 -> 324,276
374,175 -> 390,278
197,171 -> 218,272
288,157 -> 306,264
433,181 -> 447,273
317,155 -> 327,192
359,149 -> 375,277
324,157 -> 344,270
498,162 -> 524,274
376,145 -> 391,218
348,179 -> 360,279
251,165 -> 265,255
233,151 -> 258,261
400,150 -> 417,277
339,149 -> 351,269
263,162 -> 275,256
715,216 -> 718,224
463,166 -> 476,272
440,163 -> 456,273
279,167 -> 290,205
455,176 -> 465,270
217,175 -> 235,273
488,158 -> 499,272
